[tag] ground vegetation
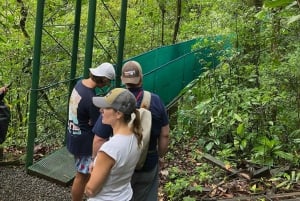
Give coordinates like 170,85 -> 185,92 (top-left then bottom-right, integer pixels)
0,0 -> 299,200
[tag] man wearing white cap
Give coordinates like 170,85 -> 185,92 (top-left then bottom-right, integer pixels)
67,62 -> 115,201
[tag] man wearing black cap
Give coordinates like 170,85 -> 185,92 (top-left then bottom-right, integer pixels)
92,60 -> 170,201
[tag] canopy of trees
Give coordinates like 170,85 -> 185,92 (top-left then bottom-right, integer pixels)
0,0 -> 299,200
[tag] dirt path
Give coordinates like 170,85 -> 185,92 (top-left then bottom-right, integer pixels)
0,165 -> 71,201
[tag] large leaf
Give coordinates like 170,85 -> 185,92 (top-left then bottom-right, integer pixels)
236,123 -> 244,135
264,0 -> 295,8
274,150 -> 294,161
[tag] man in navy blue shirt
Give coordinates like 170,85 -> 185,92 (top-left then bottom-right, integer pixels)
92,60 -> 170,201
67,62 -> 115,201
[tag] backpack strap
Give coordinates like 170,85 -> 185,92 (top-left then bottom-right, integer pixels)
140,90 -> 151,109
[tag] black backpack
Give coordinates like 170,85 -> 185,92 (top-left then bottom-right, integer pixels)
0,94 -> 10,144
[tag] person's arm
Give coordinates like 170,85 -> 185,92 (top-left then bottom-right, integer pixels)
0,86 -> 8,95
158,124 -> 169,169
90,115 -> 112,172
85,151 -> 115,197
92,135 -> 107,159
0,86 -> 8,101
92,115 -> 112,157
158,124 -> 170,157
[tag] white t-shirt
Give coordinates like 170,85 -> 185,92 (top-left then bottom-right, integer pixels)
88,134 -> 141,201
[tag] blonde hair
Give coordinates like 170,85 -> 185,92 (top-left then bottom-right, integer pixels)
124,109 -> 143,147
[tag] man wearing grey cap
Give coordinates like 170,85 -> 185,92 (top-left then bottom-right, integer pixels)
67,62 -> 115,201
92,60 -> 170,201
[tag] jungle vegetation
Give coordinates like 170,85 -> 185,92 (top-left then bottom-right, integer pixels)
0,0 -> 299,200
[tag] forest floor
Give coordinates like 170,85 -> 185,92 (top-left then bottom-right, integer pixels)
0,146 -> 169,201
0,145 -> 300,201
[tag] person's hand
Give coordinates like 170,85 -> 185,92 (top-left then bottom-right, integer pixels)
89,160 -> 94,173
0,86 -> 8,95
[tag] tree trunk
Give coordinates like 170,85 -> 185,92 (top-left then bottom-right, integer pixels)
271,8 -> 281,62
17,0 -> 30,39
173,0 -> 182,44
158,1 -> 166,45
253,0 -> 263,88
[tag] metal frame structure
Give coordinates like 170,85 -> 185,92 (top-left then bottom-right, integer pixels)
24,1 -> 229,185
26,0 -> 128,168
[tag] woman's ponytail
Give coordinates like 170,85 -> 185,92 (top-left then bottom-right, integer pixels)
131,109 -> 143,147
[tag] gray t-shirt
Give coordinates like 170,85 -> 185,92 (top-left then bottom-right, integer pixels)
88,134 -> 141,201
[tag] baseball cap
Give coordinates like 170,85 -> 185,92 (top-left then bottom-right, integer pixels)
121,61 -> 143,84
93,88 -> 136,114
89,62 -> 116,80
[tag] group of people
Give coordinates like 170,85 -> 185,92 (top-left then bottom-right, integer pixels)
67,60 -> 170,201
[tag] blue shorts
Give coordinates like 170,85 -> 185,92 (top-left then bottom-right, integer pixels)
75,156 -> 93,174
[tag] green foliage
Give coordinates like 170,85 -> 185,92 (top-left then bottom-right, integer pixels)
171,0 -> 300,169
264,0 -> 295,8
165,127 -> 217,200
0,1 -> 36,147
1,0 -> 184,150
165,177 -> 190,200
176,55 -> 300,166
252,136 -> 294,166
164,166 -> 205,200
270,170 -> 300,190
159,0 -> 300,199
0,0 -> 299,199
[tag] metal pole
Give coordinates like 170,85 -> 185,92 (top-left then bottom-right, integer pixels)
65,0 -> 82,144
26,0 -> 45,168
116,0 -> 128,87
83,0 -> 97,78
69,0 -> 82,93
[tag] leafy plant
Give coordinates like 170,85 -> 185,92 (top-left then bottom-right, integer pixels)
252,136 -> 294,166
270,171 -> 300,191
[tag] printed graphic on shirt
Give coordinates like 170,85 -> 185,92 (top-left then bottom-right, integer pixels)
68,89 -> 82,135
